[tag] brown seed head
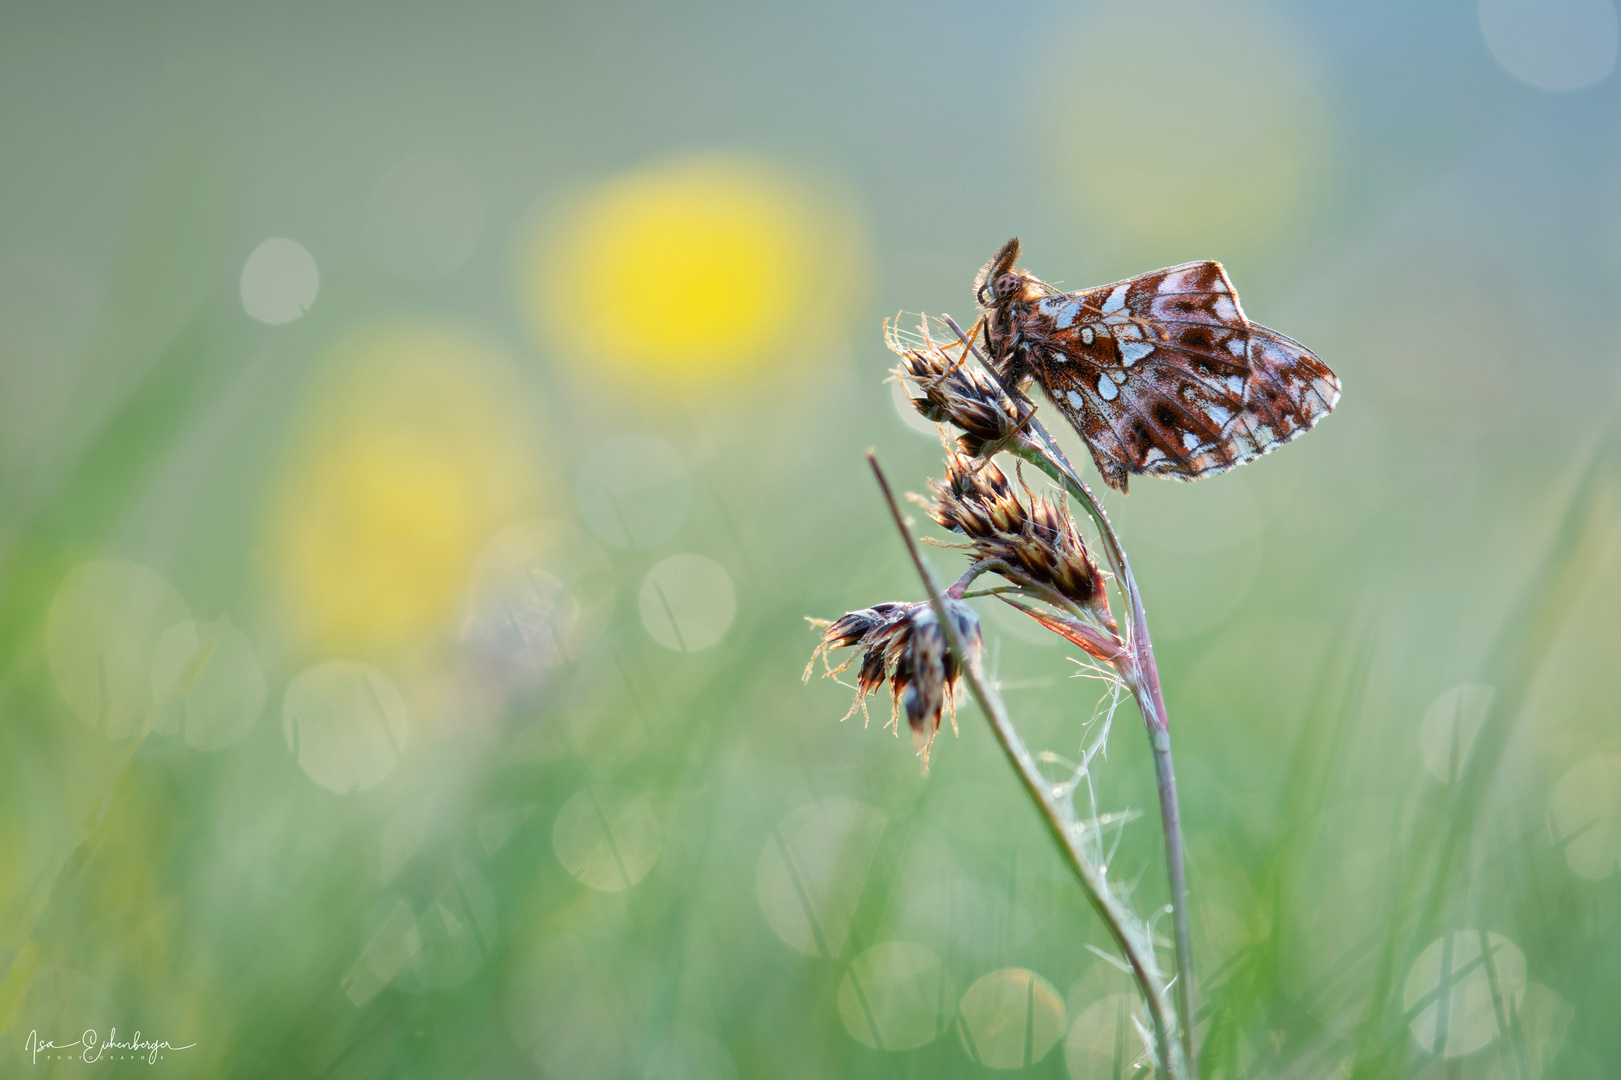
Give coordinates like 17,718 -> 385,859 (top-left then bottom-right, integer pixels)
804,599 -> 982,761
1019,496 -> 1109,615
927,454 -> 1110,620
926,453 -> 1026,537
887,333 -> 1022,457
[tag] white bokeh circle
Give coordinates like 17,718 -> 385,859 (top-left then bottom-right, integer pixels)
282,660 -> 410,793
1065,994 -> 1153,1078
1548,755 -> 1621,879
756,799 -> 886,958
240,238 -> 318,324
45,560 -> 190,738
150,617 -> 266,750
1404,931 -> 1525,1057
958,968 -> 1066,1069
890,372 -> 942,437
552,786 -> 662,891
837,941 -> 954,1051
1480,0 -> 1618,91
638,554 -> 735,652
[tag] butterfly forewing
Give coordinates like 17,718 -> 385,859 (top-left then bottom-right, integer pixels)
992,250 -> 1340,493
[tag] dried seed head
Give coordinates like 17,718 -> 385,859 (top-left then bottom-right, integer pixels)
804,599 -> 982,763
1020,496 -> 1111,617
927,452 -> 1025,537
886,326 -> 1022,457
928,454 -> 1112,621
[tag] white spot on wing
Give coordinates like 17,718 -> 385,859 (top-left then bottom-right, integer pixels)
1225,375 -> 1245,396
1101,284 -> 1128,315
1041,297 -> 1080,329
1212,296 -> 1239,322
1193,458 -> 1233,478
1227,337 -> 1246,357
1207,405 -> 1232,427
1080,326 -> 1095,346
1096,374 -> 1118,401
1142,447 -> 1167,465
1159,268 -> 1199,293
1182,430 -> 1201,452
1067,389 -> 1086,411
1119,340 -> 1154,366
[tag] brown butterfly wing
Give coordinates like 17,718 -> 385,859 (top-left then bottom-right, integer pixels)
1018,261 -> 1340,492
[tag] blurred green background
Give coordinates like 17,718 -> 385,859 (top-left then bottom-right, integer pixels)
3,0 -> 1620,1076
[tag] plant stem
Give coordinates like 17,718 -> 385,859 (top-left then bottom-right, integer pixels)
868,451 -> 1188,1080
1014,438 -> 1199,1079
940,315 -> 1198,1074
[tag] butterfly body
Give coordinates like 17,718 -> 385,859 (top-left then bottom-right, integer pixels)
975,238 -> 1340,493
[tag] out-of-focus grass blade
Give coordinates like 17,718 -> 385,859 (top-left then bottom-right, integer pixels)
0,71 -> 255,1042
1351,419 -> 1620,1078
0,64 -> 255,674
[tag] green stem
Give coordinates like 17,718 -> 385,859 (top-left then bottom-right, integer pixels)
868,451 -> 1188,1080
939,314 -> 1197,1074
1011,439 -> 1198,1078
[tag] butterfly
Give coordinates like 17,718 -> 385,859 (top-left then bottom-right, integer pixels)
974,238 -> 1340,493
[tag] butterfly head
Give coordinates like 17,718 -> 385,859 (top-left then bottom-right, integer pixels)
974,237 -> 1040,309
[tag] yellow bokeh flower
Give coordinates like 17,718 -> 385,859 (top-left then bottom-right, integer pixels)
269,324 -> 544,657
525,154 -> 862,384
